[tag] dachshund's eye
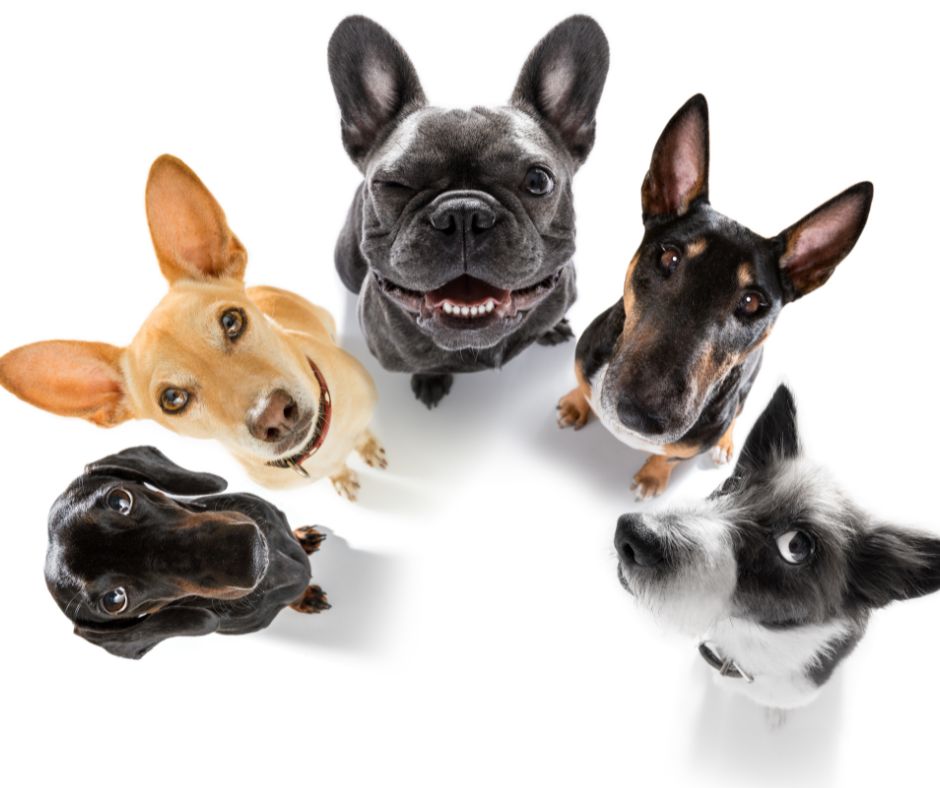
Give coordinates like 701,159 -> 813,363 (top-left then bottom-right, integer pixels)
160,387 -> 191,414
523,167 -> 554,196
220,308 -> 246,341
100,587 -> 128,615
106,488 -> 133,516
736,290 -> 768,318
776,530 -> 816,564
659,245 -> 681,274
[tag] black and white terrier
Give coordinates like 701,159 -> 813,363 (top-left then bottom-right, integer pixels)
615,385 -> 940,708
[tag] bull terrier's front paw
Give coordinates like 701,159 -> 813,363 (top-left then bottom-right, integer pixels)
556,388 -> 592,430
631,456 -> 676,501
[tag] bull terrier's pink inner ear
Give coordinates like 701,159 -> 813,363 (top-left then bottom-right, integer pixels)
0,340 -> 132,427
777,182 -> 873,300
641,94 -> 710,220
145,154 -> 247,285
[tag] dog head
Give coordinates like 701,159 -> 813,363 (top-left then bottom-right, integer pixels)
329,15 -> 608,351
0,156 -> 331,475
46,446 -> 271,659
614,386 -> 940,706
602,95 -> 872,444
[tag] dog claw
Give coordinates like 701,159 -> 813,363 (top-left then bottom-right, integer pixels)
711,445 -> 733,465
293,525 -> 326,555
358,435 -> 388,469
331,469 -> 360,501
556,388 -> 592,430
291,584 -> 331,614
536,318 -> 575,346
410,373 -> 454,408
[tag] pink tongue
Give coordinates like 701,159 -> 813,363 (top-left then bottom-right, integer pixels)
426,275 -> 511,308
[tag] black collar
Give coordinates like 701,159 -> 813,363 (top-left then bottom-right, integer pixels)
698,641 -> 754,683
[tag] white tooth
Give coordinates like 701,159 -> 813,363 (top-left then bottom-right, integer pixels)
460,306 -> 470,316
470,306 -> 478,316
486,301 -> 494,313
443,303 -> 453,314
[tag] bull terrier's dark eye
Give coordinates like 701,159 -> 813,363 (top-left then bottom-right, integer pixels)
736,290 -> 768,318
160,387 -> 191,415
776,530 -> 816,564
659,245 -> 681,273
523,167 -> 555,196
100,587 -> 128,615
106,488 -> 133,516
220,308 -> 247,341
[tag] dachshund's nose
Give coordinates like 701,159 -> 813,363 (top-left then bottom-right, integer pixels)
249,390 -> 301,443
614,514 -> 665,568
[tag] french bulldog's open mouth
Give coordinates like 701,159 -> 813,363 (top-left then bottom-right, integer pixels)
266,359 -> 332,476
374,268 -> 565,326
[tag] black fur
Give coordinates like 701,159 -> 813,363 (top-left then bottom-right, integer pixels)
46,447 -> 326,659
578,94 -> 872,452
329,16 -> 608,406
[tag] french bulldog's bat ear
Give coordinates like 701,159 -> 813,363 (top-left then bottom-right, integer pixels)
86,446 -> 228,496
328,16 -> 427,168
145,154 -> 248,285
511,15 -> 609,165
74,607 -> 221,659
732,384 -> 800,478
0,340 -> 132,427
774,182 -> 873,301
849,526 -> 940,609
642,94 -> 709,221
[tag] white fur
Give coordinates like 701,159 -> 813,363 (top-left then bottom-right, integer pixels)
588,364 -> 667,455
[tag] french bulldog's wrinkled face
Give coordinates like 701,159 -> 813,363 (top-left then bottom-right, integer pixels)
602,96 -> 873,445
329,15 -> 608,351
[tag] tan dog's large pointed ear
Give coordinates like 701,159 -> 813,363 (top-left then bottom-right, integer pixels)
145,155 -> 247,284
0,341 -> 132,427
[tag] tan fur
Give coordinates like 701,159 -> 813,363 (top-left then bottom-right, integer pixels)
0,155 -> 382,499
686,238 -> 708,258
631,455 -> 678,500
556,360 -> 594,429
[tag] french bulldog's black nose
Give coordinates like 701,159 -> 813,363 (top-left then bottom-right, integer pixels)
249,389 -> 301,443
615,514 -> 665,567
616,394 -> 667,436
429,194 -> 497,235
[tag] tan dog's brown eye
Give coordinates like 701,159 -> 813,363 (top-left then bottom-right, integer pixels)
659,245 -> 681,273
736,290 -> 768,318
106,488 -> 133,516
220,308 -> 246,341
160,387 -> 190,414
100,587 -> 128,615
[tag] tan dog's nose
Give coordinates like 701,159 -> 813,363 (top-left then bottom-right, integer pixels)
249,390 -> 301,443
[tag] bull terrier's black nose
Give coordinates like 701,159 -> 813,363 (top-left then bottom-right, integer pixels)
616,394 -> 667,436
615,514 -> 665,567
249,389 -> 301,443
429,195 -> 497,235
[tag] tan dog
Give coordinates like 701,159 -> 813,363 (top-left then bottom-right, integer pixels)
0,155 -> 384,498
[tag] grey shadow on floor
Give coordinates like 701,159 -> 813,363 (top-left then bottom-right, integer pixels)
263,526 -> 400,654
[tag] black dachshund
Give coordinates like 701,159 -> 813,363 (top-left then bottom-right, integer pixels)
45,446 -> 329,659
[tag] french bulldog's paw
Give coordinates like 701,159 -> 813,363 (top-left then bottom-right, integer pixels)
710,442 -> 733,465
357,434 -> 388,469
410,373 -> 454,408
556,388 -> 591,430
537,318 -> 575,346
630,457 -> 675,501
293,525 -> 326,555
331,468 -> 360,501
291,584 -> 331,614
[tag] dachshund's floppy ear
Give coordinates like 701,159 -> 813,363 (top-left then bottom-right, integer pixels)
85,446 -> 227,495
75,607 -> 221,660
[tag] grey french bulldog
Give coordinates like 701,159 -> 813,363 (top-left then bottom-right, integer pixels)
328,15 -> 609,407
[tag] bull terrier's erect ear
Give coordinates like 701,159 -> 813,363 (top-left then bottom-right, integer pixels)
145,154 -> 248,285
328,16 -> 427,168
0,340 -> 132,427
774,182 -> 873,300
641,94 -> 709,221
511,15 -> 609,165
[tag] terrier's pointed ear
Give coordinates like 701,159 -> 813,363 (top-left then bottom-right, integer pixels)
849,527 -> 940,609
642,94 -> 709,221
732,385 -> 800,479
511,15 -> 609,165
774,182 -> 873,300
0,340 -> 132,427
145,154 -> 247,284
328,16 -> 426,168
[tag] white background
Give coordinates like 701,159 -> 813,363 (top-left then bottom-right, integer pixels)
0,2 -> 937,786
